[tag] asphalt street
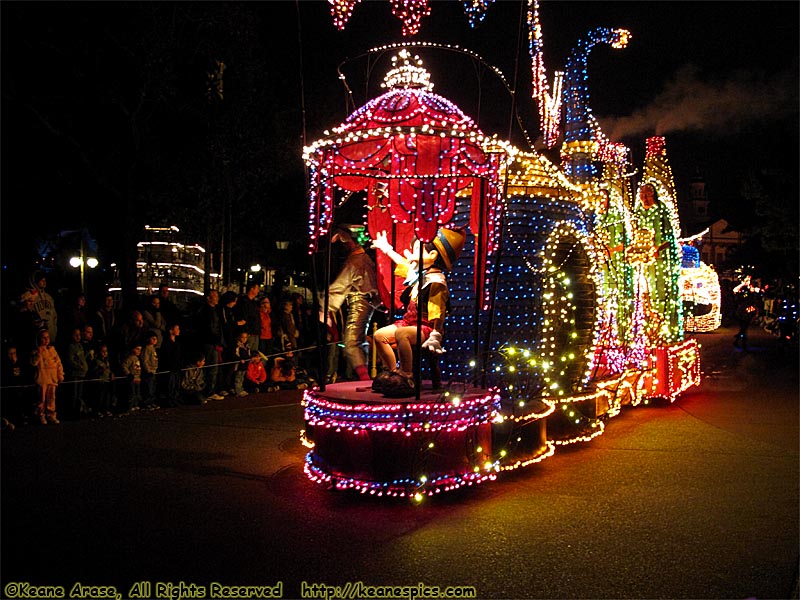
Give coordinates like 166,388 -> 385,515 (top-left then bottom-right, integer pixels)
1,324 -> 797,600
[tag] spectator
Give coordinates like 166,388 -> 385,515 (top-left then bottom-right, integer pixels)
158,323 -> 183,407
88,343 -> 116,417
59,292 -> 89,348
142,294 -> 167,349
1,344 -> 30,430
92,293 -> 120,345
232,331 -> 252,397
269,344 -> 310,391
156,284 -> 181,330
30,330 -> 64,425
235,282 -> 261,353
720,279 -> 736,327
292,292 -> 315,352
181,352 -> 207,406
119,342 -> 144,413
81,324 -> 100,364
110,310 -> 147,371
733,276 -> 762,350
62,327 -> 90,418
27,270 -> 58,344
194,290 -> 225,400
275,296 -> 300,352
258,297 -> 276,363
11,291 -> 44,360
140,330 -> 160,409
246,353 -> 268,393
219,291 -> 241,396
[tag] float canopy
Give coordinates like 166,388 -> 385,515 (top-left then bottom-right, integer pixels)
305,49 -> 504,305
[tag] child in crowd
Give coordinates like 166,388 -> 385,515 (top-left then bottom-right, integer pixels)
140,330 -> 160,409
63,327 -> 90,418
233,331 -> 252,397
30,330 -> 64,425
119,342 -> 143,413
270,344 -> 310,391
89,343 -> 116,417
181,353 -> 207,405
245,353 -> 268,393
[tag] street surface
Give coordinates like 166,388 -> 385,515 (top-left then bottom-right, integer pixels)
1,324 -> 797,599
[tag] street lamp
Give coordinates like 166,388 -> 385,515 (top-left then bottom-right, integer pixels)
70,251 -> 98,294
250,263 -> 266,286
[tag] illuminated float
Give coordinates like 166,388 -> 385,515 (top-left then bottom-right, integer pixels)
679,242 -> 722,332
300,1 -> 700,499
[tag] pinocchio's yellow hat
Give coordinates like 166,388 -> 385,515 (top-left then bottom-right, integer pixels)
433,227 -> 466,271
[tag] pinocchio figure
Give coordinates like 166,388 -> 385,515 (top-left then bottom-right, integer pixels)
370,226 -> 466,397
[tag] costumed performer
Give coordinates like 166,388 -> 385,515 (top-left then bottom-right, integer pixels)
630,182 -> 683,345
370,226 -> 466,398
324,226 -> 380,382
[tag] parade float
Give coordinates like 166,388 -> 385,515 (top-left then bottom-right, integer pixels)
679,241 -> 722,333
300,0 -> 700,499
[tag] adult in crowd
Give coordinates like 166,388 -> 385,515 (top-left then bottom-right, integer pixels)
92,292 -> 120,346
235,282 -> 261,353
156,284 -> 181,329
194,290 -> 225,400
27,270 -> 58,345
109,310 -> 147,370
142,294 -> 167,349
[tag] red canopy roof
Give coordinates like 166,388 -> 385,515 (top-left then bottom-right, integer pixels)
305,55 -> 503,309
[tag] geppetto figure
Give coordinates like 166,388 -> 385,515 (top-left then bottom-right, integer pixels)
324,226 -> 380,382
370,226 -> 466,398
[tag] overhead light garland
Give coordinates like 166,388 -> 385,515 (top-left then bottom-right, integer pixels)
462,0 -> 496,27
328,0 -> 360,30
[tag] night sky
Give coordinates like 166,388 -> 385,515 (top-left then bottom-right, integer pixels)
1,1 -> 797,290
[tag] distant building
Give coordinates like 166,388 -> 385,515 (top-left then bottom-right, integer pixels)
678,170 -> 743,272
686,170 -> 711,230
700,219 -> 744,269
110,225 -> 217,308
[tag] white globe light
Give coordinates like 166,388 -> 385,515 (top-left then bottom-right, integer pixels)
69,256 -> 82,268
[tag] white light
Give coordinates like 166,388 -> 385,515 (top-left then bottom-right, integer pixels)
69,256 -> 82,268
86,258 -> 99,269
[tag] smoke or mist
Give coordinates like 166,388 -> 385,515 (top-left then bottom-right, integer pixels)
602,64 -> 798,141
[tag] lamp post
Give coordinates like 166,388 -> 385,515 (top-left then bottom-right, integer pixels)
250,263 -> 265,287
70,241 -> 98,294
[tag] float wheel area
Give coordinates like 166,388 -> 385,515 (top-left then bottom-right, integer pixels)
302,382 -> 502,498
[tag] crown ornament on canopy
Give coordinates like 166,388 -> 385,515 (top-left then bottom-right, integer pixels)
381,49 -> 433,91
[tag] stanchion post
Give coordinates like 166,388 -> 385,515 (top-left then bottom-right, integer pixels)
370,322 -> 378,379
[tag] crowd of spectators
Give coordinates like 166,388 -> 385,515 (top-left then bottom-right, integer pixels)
0,272 -> 318,431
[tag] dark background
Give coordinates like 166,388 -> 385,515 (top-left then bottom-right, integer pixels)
1,1 -> 797,299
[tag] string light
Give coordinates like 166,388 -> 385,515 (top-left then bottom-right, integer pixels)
528,0 -> 562,147
462,0 -> 496,27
